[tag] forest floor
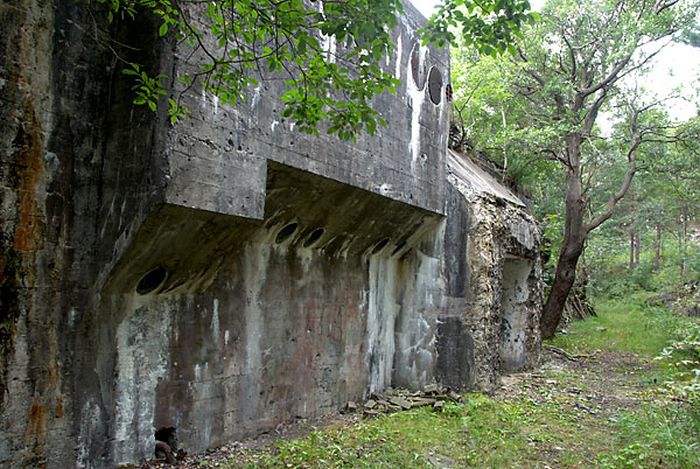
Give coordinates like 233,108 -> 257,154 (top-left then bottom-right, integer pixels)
143,299 -> 699,468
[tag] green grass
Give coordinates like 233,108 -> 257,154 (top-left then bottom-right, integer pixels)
549,293 -> 680,357
235,394 -> 608,469
598,402 -> 700,469
550,296 -> 700,468
240,405 -> 467,468
221,296 -> 699,469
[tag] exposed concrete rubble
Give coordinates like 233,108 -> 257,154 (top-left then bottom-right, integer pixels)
1,1 -> 542,467
446,150 -> 544,390
344,385 -> 463,417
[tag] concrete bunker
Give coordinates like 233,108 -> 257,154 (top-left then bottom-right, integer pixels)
0,1 -> 543,467
98,161 -> 446,461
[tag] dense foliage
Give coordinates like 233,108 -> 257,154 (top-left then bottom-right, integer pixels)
450,0 -> 700,336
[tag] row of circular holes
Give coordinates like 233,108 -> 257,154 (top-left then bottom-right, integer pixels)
411,45 -> 444,105
275,222 -> 397,256
135,225 -> 402,295
275,223 -> 324,247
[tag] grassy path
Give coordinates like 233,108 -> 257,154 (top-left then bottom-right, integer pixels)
145,299 -> 699,468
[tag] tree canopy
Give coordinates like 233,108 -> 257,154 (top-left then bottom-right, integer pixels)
450,0 -> 699,337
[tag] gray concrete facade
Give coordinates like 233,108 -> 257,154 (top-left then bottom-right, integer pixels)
0,1 -> 541,467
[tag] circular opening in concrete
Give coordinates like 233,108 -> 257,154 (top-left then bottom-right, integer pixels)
136,267 -> 167,295
303,228 -> 325,248
372,238 -> 390,255
392,241 -> 407,256
410,44 -> 426,89
275,223 -> 298,244
428,67 -> 443,105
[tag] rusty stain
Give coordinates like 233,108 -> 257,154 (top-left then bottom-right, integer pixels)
46,365 -> 58,387
54,396 -> 63,418
24,398 -> 48,469
13,98 -> 45,255
24,397 -> 49,466
1,96 -> 45,413
26,398 -> 47,440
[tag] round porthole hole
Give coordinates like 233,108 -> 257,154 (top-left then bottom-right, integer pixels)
303,228 -> 325,248
410,44 -> 426,88
136,267 -> 167,295
372,238 -> 390,255
275,223 -> 298,244
428,67 -> 443,105
391,241 -> 407,256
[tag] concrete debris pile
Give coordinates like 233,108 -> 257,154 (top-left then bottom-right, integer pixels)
345,385 -> 463,417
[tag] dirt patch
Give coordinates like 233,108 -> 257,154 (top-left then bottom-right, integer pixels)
500,349 -> 653,412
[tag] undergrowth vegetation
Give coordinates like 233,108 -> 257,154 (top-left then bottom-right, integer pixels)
552,297 -> 700,468
551,295 -> 675,356
597,401 -> 700,469
587,235 -> 700,300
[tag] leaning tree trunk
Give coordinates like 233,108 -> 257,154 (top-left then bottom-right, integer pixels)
540,97 -> 640,338
541,140 -> 587,339
541,229 -> 585,338
629,231 -> 636,270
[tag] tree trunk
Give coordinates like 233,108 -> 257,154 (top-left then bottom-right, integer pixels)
541,107 -> 638,337
541,137 -> 586,339
680,205 -> 687,280
654,224 -> 661,271
629,231 -> 635,270
634,232 -> 640,267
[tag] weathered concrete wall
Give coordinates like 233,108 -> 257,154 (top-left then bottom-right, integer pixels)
446,150 -> 543,391
500,257 -> 536,370
0,1 -> 541,467
1,1 -> 172,465
164,1 -> 449,222
98,162 -> 446,463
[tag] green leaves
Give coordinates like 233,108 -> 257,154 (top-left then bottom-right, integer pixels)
421,0 -> 538,56
167,98 -> 190,124
122,63 -> 168,112
105,0 -> 409,138
103,0 -> 531,138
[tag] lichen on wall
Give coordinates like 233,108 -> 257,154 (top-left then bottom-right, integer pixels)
112,296 -> 173,463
